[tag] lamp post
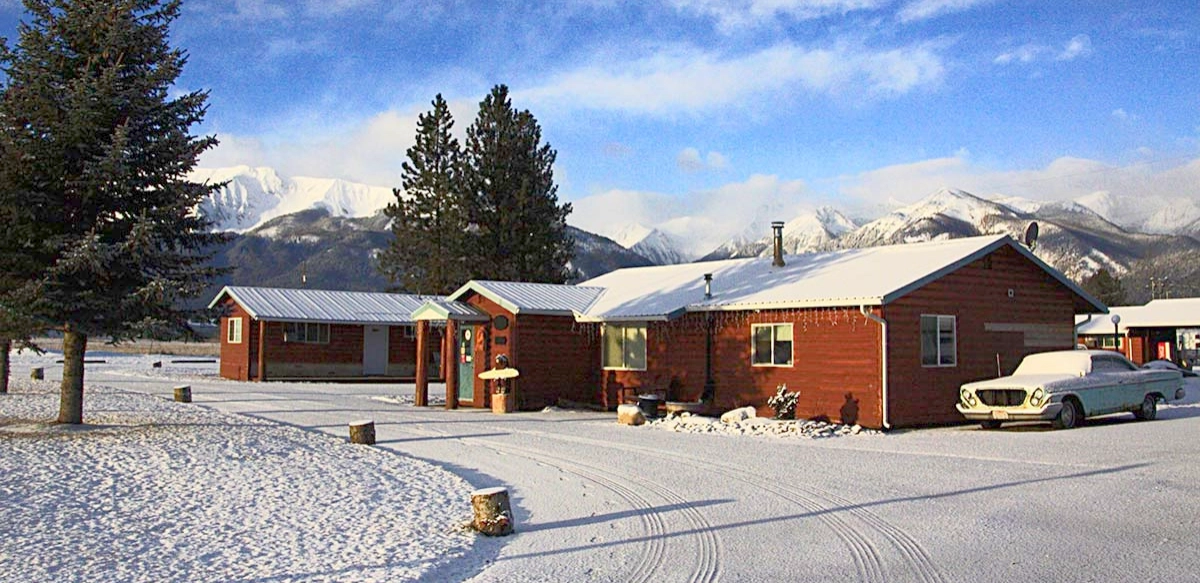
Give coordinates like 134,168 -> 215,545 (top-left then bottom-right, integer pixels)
1111,314 -> 1121,354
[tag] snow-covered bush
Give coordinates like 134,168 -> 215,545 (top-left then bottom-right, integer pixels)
767,384 -> 800,419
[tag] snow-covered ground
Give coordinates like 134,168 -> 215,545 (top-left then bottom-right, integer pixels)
5,349 -> 1200,582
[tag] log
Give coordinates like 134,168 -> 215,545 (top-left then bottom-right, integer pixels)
349,420 -> 376,445
30,367 -> 44,380
617,404 -> 646,426
173,385 -> 192,403
470,487 -> 514,536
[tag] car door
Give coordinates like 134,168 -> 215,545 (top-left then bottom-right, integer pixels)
1089,355 -> 1138,414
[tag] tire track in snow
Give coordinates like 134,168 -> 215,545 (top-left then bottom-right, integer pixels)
506,427 -> 947,583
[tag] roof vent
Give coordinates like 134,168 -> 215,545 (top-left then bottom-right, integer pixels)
771,221 -> 785,267
703,273 -> 713,300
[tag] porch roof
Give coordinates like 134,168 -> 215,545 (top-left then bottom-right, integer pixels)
208,286 -> 440,325
411,299 -> 492,322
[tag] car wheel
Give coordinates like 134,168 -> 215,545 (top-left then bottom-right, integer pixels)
1134,395 -> 1157,421
1052,399 -> 1080,430
981,420 -> 1002,430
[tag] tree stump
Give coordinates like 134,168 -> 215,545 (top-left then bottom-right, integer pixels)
30,367 -> 44,380
172,385 -> 192,403
470,487 -> 514,536
349,420 -> 376,445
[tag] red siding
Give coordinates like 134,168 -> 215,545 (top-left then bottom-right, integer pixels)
884,245 -> 1077,426
218,300 -> 253,381
512,315 -> 600,409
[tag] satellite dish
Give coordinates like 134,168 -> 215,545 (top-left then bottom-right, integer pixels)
1023,222 -> 1039,251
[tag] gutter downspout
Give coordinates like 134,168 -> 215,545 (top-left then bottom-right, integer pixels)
860,305 -> 890,430
1073,314 -> 1093,334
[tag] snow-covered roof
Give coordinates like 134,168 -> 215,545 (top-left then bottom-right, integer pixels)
208,286 -> 440,325
579,235 -> 1104,321
447,280 -> 605,316
1076,298 -> 1200,334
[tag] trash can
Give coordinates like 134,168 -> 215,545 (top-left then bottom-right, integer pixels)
637,394 -> 662,419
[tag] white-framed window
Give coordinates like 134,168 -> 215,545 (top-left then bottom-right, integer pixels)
401,324 -> 416,339
751,323 -> 793,367
602,323 -> 647,370
284,322 -> 331,344
227,317 -> 243,344
921,315 -> 957,367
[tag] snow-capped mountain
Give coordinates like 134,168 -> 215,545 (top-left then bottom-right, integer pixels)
699,206 -> 857,261
192,166 -> 394,232
611,223 -> 688,265
840,188 -> 1023,248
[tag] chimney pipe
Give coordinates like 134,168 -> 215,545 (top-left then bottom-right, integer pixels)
771,221 -> 785,267
703,273 -> 713,300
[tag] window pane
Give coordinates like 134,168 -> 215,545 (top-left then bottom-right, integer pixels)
938,317 -> 956,366
920,316 -> 938,366
625,326 -> 646,370
773,324 -> 793,365
603,325 -> 624,368
753,326 -> 773,365
320,324 -> 330,344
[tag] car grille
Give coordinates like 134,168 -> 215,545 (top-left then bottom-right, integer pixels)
976,389 -> 1027,407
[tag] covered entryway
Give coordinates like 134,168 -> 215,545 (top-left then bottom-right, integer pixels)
363,325 -> 389,375
412,299 -> 492,409
458,326 -> 477,401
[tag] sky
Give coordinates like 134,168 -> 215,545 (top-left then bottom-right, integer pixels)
1,0 -> 1198,243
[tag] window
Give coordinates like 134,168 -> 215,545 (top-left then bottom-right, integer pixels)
921,315 -> 956,367
751,324 -> 793,366
284,322 -> 330,344
602,324 -> 646,370
400,325 -> 416,339
1092,355 -> 1136,372
227,317 -> 243,344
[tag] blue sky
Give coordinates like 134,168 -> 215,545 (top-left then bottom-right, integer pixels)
2,0 -> 1198,236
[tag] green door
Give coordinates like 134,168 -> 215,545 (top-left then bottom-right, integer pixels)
457,326 -> 475,402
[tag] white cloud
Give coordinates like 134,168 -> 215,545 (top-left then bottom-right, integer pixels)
667,0 -> 886,31
897,0 -> 993,23
677,147 -> 730,173
1057,34 -> 1093,61
995,34 -> 1093,66
519,41 -> 945,115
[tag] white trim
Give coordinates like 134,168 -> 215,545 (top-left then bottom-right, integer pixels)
860,306 -> 890,430
227,317 -> 243,344
750,323 -> 794,367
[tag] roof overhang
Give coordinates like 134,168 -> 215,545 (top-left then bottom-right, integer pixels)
412,300 -> 492,322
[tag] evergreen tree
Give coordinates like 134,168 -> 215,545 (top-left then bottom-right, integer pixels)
0,0 -> 224,423
379,94 -> 469,294
461,85 -> 573,283
1082,268 -> 1127,307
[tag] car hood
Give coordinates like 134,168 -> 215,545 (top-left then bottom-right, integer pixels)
962,374 -> 1077,392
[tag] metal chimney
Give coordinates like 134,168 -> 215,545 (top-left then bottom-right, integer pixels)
703,273 -> 713,300
771,221 -> 785,267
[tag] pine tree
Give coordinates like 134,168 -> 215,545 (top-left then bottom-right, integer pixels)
461,85 -> 574,283
379,94 -> 469,294
0,0 -> 224,423
1081,268 -> 1127,307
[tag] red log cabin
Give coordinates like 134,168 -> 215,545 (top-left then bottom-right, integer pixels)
209,286 -> 444,381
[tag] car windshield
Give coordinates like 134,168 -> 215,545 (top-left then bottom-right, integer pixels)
1013,351 -> 1091,376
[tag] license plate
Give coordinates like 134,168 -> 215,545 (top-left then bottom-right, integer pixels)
992,410 -> 1010,420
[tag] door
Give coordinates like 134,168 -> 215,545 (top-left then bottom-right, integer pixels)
458,326 -> 476,402
363,325 -> 389,376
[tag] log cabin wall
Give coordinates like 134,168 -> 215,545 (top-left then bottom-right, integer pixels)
884,245 -> 1078,427
218,299 -> 254,381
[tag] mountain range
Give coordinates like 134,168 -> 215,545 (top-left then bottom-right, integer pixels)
193,166 -> 1200,304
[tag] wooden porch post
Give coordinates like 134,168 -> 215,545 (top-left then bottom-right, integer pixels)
414,320 -> 429,407
256,320 -> 267,382
445,318 -> 459,410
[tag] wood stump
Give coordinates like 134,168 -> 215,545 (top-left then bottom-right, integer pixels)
349,420 -> 376,445
470,487 -> 514,536
30,367 -> 44,380
173,385 -> 192,403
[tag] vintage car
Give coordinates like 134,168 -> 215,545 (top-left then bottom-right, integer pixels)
957,350 -> 1185,430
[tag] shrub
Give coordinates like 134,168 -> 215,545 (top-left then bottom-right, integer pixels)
767,384 -> 800,419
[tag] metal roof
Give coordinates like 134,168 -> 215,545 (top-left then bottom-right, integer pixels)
447,280 -> 605,315
1076,298 -> 1200,334
412,299 -> 492,322
578,235 -> 1106,321
208,286 -> 441,325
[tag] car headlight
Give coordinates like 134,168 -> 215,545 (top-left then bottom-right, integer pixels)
961,389 -> 977,407
1029,388 -> 1044,407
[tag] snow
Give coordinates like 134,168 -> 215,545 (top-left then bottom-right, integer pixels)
6,349 -> 1200,582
